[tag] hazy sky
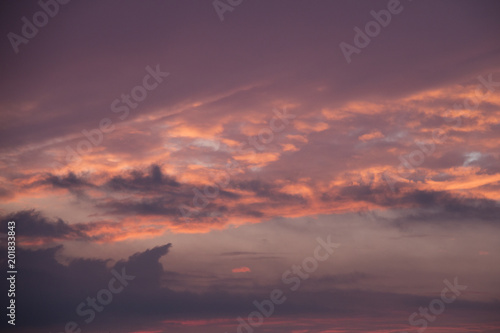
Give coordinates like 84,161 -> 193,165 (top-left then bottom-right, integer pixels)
1,1 -> 500,333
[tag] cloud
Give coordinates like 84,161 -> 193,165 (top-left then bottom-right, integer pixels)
0,242 -> 171,331
1,241 -> 498,333
105,164 -> 180,192
41,172 -> 93,189
0,210 -> 88,242
232,266 -> 251,273
0,209 -> 168,244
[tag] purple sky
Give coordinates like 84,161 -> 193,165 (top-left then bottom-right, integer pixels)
1,1 -> 500,332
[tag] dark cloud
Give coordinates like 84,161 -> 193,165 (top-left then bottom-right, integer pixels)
0,243 -> 170,332
232,179 -> 308,205
1,242 -> 498,333
0,209 -> 87,241
31,164 -> 247,222
392,190 -> 500,223
105,164 -> 180,191
41,172 -> 93,189
333,184 -> 500,224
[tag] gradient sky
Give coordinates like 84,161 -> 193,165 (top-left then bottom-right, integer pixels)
1,1 -> 500,333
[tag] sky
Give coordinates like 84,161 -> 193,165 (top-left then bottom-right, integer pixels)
0,0 -> 500,332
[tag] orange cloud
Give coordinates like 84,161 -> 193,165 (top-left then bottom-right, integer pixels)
359,130 -> 384,141
232,266 -> 251,273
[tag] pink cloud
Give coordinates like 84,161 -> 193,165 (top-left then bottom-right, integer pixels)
232,266 -> 251,273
